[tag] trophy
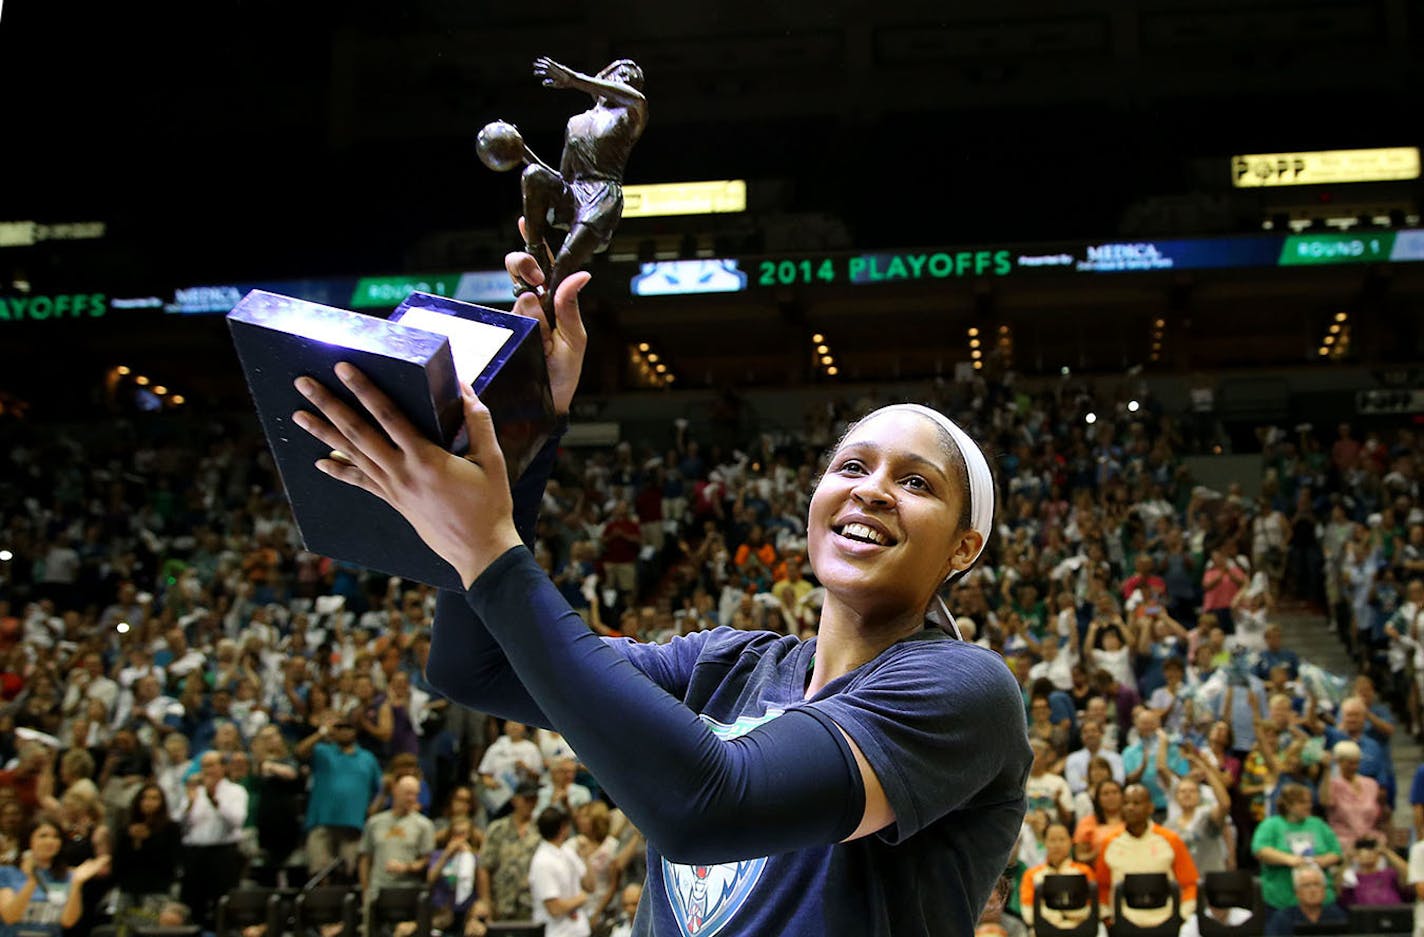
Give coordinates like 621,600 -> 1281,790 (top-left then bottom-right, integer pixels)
227,290 -> 552,590
226,55 -> 646,590
476,55 -> 647,316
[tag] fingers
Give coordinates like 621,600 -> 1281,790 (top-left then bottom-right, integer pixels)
460,384 -> 507,476
292,384 -> 390,489
313,454 -> 389,501
552,271 -> 591,348
330,363 -> 427,455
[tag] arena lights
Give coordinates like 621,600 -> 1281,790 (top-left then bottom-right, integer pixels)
1128,400 -> 1141,413
0,549 -> 12,562
1318,312 -> 1351,360
996,324 -> 1014,369
967,326 -> 983,370
1085,412 -> 1098,425
812,332 -> 839,379
629,342 -> 676,389
1150,317 -> 1166,364
115,365 -> 188,408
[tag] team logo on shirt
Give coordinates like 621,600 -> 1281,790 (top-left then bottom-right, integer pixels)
662,709 -> 783,937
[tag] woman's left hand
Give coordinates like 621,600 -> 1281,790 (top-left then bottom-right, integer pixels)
293,365 -> 521,589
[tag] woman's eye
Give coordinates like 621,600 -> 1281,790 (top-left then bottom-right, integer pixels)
902,476 -> 929,491
838,459 -> 865,474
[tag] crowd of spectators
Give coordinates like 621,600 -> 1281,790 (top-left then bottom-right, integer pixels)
2,369 -> 1424,937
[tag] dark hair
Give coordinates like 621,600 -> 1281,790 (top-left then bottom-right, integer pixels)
536,806 -> 570,841
129,783 -> 173,834
1092,779 -> 1123,824
23,815 -> 71,877
1029,678 -> 1057,701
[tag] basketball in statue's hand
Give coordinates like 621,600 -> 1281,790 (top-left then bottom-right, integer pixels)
476,120 -> 525,172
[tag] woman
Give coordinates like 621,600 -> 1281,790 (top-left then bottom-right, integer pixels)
569,801 -> 621,931
1251,782 -> 1343,910
154,733 -> 192,819
291,250 -> 1031,936
434,786 -> 479,841
426,816 -> 481,932
112,784 -> 182,928
1164,749 -> 1233,874
248,726 -> 304,885
304,683 -> 335,733
56,785 -> 109,866
1318,740 -> 1385,847
1026,695 -> 1068,757
1068,756 -> 1115,834
1072,778 -> 1125,866
1018,822 -> 1095,931
0,801 -> 25,866
384,670 -> 420,759
0,818 -> 110,937
1083,619 -> 1134,690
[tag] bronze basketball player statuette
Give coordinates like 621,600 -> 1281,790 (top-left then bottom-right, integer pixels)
477,56 -> 648,317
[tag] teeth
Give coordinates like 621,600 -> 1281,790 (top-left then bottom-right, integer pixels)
841,522 -> 887,545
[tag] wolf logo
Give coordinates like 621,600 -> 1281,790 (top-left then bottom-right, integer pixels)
660,709 -> 784,937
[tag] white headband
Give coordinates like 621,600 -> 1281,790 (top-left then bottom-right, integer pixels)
866,403 -> 995,569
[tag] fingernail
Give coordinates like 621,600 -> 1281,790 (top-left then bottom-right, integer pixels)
292,412 -> 310,428
295,378 -> 315,396
335,362 -> 354,380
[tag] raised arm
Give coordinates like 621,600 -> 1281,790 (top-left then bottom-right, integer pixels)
425,251 -> 590,725
534,57 -> 647,110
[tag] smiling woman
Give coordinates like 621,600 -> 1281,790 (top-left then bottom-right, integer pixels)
291,247 -> 1031,937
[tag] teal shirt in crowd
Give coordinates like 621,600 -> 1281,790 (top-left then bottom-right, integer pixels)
305,741 -> 383,831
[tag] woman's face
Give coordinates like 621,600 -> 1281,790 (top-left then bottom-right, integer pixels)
1087,762 -> 1111,786
1338,756 -> 1359,779
1098,783 -> 1123,813
1101,629 -> 1122,651
449,787 -> 473,816
30,823 -> 62,861
808,410 -> 972,620
1175,780 -> 1200,809
1044,825 -> 1072,865
140,787 -> 163,817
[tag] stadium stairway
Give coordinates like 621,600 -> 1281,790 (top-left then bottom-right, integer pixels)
1275,608 -> 1421,842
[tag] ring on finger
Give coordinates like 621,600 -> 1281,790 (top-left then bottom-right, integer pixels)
511,277 -> 542,299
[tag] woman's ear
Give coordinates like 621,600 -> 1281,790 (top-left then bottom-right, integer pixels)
943,530 -> 984,581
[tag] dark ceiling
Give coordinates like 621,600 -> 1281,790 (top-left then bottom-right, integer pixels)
1,0 -> 1422,405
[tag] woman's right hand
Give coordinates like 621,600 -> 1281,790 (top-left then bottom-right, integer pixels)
19,850 -> 34,879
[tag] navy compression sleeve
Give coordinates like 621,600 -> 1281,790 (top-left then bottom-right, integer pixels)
425,427 -> 565,726
465,546 -> 867,865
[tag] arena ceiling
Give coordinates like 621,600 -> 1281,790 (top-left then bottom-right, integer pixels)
2,0 -> 1421,404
